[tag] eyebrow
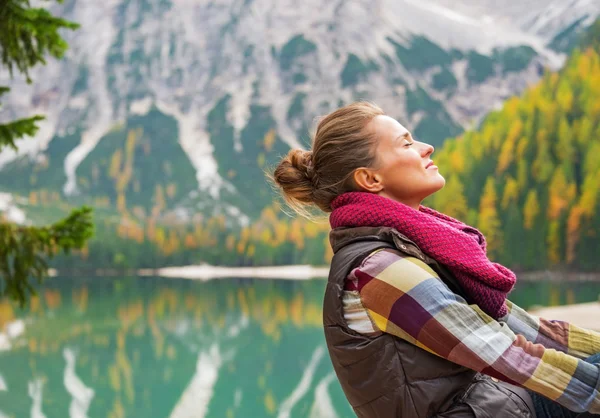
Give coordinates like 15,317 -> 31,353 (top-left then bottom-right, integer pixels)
396,132 -> 411,141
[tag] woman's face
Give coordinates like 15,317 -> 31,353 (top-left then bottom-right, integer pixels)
363,115 -> 445,208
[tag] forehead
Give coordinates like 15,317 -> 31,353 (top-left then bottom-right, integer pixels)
367,115 -> 410,141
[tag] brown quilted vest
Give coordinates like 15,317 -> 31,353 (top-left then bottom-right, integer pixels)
323,226 -> 536,418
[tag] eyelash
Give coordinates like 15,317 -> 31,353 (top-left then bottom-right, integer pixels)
405,142 -> 414,147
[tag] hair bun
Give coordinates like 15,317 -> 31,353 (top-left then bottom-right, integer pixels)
271,149 -> 316,211
293,150 -> 316,183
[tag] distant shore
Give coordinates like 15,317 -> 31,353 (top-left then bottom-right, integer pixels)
47,266 -> 600,282
48,265 -> 331,280
142,264 -> 331,280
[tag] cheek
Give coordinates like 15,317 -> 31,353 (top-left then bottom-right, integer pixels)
386,154 -> 419,178
393,151 -> 419,167
404,154 -> 425,173
383,152 -> 424,184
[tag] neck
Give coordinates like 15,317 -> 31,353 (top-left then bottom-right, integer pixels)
378,192 -> 421,211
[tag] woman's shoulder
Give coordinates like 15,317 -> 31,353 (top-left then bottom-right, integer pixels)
347,248 -> 440,290
351,248 -> 404,278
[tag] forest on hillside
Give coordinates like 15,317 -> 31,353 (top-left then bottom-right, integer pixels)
45,22 -> 600,272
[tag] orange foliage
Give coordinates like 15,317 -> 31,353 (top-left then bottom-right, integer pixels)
44,289 -> 62,310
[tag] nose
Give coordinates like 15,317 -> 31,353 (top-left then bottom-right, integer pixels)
420,142 -> 434,157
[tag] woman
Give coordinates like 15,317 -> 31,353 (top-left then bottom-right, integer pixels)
271,101 -> 600,418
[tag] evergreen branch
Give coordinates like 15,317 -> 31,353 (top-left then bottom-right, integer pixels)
0,114 -> 45,152
0,206 -> 94,306
0,1 -> 89,308
0,0 -> 79,82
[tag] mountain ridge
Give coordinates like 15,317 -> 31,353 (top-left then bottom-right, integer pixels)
1,0 -> 599,224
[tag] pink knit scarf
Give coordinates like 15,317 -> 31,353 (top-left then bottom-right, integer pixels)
330,192 -> 515,319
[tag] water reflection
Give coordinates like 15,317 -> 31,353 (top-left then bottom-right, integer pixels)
64,347 -> 94,418
0,276 -> 599,417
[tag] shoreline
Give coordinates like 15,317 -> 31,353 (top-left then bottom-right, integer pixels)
48,265 -> 331,280
144,264 -> 331,280
47,266 -> 600,282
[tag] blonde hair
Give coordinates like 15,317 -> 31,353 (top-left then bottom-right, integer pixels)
270,101 -> 384,217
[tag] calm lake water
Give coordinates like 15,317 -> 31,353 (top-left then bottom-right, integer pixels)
1,276 -> 600,418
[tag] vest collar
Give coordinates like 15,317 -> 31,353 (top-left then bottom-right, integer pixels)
329,226 -> 427,262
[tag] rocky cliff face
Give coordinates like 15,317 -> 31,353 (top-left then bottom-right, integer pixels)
1,0 -> 598,223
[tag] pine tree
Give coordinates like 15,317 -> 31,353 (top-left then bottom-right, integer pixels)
477,177 -> 502,259
0,0 -> 92,306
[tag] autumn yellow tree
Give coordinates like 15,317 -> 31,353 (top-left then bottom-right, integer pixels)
477,177 -> 502,259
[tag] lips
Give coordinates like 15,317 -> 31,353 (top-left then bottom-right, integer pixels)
426,161 -> 439,170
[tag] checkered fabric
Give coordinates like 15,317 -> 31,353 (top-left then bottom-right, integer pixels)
344,248 -> 600,414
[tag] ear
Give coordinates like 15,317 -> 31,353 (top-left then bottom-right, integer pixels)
352,167 -> 383,193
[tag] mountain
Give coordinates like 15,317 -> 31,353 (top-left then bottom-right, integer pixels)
97,16 -> 600,273
1,0 -> 599,227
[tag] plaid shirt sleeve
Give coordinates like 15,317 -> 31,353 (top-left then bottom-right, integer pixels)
349,249 -> 600,414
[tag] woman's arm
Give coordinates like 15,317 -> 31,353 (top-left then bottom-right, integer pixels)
502,300 -> 600,360
350,249 -> 600,414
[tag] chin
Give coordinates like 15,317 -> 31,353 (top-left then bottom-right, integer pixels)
434,173 -> 446,189
427,176 -> 446,196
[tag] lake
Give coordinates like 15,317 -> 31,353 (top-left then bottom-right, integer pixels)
1,276 -> 600,417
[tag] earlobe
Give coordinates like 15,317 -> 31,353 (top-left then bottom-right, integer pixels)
353,168 -> 384,193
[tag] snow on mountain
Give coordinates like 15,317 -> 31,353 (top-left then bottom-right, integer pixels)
0,0 -> 598,220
